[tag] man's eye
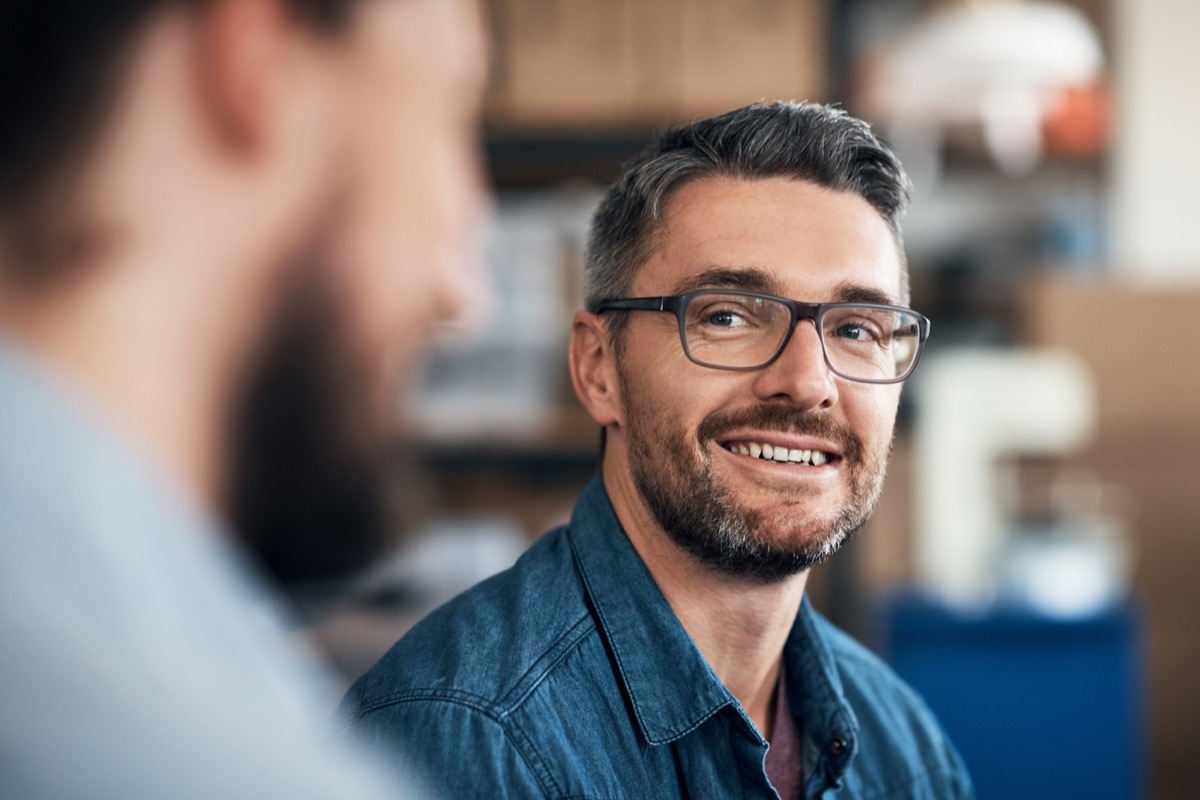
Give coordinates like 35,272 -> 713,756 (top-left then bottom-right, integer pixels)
834,322 -> 882,342
707,310 -> 743,327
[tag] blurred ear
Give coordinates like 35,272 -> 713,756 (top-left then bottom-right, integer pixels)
569,311 -> 623,429
194,0 -> 306,155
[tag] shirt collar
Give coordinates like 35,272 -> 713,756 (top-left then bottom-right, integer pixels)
785,599 -> 861,787
566,474 -> 862,783
567,476 -> 736,745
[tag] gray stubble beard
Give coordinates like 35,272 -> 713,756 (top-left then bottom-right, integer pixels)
620,370 -> 892,584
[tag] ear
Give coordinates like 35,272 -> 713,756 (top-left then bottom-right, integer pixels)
193,0 -> 303,155
569,310 -> 623,429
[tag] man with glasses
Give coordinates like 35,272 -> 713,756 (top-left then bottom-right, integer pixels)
341,102 -> 972,799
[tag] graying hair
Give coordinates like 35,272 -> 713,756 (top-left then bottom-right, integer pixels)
583,102 -> 912,326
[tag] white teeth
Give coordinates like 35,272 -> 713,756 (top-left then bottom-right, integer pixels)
728,441 -> 832,466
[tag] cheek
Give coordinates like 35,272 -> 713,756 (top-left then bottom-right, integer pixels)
845,385 -> 901,450
333,101 -> 486,372
622,344 -> 740,440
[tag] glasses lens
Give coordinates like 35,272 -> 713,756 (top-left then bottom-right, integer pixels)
821,305 -> 923,381
681,292 -> 791,369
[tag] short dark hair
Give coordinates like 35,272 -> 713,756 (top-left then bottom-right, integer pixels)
584,101 -> 912,335
0,0 -> 357,287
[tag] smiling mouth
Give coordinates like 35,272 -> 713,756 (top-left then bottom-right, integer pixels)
721,440 -> 837,466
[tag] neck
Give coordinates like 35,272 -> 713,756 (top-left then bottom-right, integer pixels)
0,239 -> 258,516
602,457 -> 807,738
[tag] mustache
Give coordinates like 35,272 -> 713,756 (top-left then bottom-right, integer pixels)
696,404 -> 863,464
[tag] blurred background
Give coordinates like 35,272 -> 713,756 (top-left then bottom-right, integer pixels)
306,1 -> 1199,797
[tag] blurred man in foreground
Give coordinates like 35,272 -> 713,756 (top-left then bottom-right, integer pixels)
342,103 -> 973,798
0,0 -> 485,796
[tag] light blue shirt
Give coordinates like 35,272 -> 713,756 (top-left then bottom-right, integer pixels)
0,338 -> 407,798
341,476 -> 973,799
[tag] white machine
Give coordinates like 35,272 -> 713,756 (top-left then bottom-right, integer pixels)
913,348 -> 1099,606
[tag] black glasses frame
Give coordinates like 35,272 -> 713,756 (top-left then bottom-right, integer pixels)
595,289 -> 932,384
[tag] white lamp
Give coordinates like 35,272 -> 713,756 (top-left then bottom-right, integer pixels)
861,1 -> 1104,175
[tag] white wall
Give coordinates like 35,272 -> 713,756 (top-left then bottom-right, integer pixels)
1111,0 -> 1200,281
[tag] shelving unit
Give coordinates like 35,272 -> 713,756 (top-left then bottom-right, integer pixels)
359,3 -> 1200,797
484,130 -> 657,189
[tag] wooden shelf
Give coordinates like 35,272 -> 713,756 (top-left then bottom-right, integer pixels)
485,130 -> 659,189
405,404 -> 600,475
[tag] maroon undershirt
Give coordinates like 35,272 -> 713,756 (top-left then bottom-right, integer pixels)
764,674 -> 803,800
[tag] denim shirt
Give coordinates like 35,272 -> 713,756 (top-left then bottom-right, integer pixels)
341,477 -> 973,799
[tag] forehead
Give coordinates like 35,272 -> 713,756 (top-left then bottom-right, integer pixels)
636,176 -> 904,304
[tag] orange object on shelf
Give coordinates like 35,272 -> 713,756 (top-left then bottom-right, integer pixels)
1042,80 -> 1111,158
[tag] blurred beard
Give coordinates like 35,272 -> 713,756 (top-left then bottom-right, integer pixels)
222,254 -> 390,591
621,372 -> 891,584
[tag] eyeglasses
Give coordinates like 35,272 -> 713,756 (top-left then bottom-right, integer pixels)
595,290 -> 931,384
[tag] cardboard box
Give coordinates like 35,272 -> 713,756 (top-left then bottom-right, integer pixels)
1022,276 -> 1200,441
489,0 -> 641,127
678,0 -> 828,117
485,0 -> 829,130
630,0 -> 684,122
1023,275 -> 1200,797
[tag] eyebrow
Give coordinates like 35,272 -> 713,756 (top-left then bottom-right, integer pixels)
672,268 -> 902,307
831,282 -> 901,307
672,267 -> 779,295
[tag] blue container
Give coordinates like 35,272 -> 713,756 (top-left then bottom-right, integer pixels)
882,594 -> 1145,800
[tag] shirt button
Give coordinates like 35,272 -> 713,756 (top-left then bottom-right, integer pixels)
830,736 -> 849,756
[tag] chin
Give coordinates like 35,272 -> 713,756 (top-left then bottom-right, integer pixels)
222,257 -> 392,589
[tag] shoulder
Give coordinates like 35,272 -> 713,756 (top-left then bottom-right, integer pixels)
340,527 -> 600,798
0,526 -> 397,800
810,612 -> 974,798
344,526 -> 590,718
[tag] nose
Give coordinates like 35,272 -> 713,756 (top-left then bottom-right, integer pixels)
436,194 -> 492,326
750,319 -> 839,410
436,251 -> 485,326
